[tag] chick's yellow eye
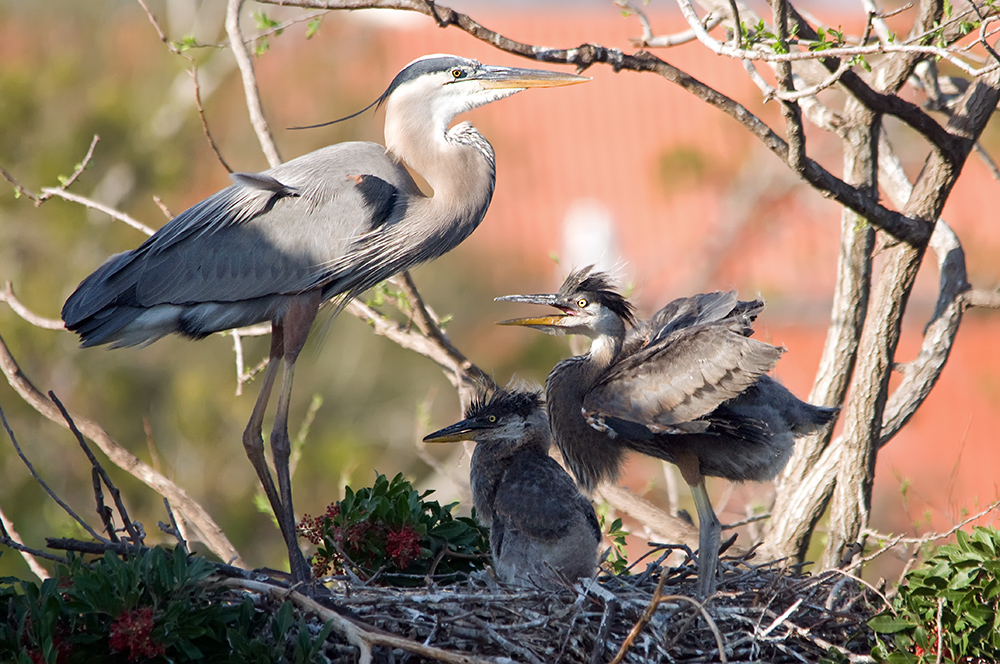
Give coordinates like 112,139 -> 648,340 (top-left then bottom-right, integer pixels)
487,415 -> 497,423
578,298 -> 588,308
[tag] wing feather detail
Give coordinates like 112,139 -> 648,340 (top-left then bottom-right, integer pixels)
584,324 -> 784,429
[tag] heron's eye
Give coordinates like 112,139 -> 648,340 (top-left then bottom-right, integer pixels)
487,415 -> 497,423
451,68 -> 464,79
577,298 -> 588,308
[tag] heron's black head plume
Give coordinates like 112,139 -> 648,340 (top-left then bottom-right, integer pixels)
560,266 -> 636,326
290,55 -> 475,131
466,388 -> 543,422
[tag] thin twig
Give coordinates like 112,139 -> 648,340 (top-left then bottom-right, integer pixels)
0,164 -> 41,202
40,187 -> 156,236
50,391 -> 144,546
0,333 -> 246,566
1,135 -> 100,205
673,0 -> 997,77
0,282 -> 65,330
0,403 -> 108,543
151,195 -> 174,220
189,66 -> 235,173
859,498 -> 1000,551
161,498 -> 190,553
935,597 -> 944,664
610,572 -> 727,663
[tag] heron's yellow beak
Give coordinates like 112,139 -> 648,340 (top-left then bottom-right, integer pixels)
423,420 -> 488,443
478,65 -> 590,90
498,315 -> 570,327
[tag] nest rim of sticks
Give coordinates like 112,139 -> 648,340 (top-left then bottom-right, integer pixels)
210,542 -> 883,664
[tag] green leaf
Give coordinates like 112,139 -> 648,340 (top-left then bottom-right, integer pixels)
868,614 -> 915,633
175,35 -> 198,52
251,10 -> 281,31
305,17 -> 322,39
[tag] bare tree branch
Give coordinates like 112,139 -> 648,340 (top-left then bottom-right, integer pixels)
0,334 -> 247,567
0,404 -> 108,543
344,298 -> 495,403
964,287 -> 1000,308
0,504 -> 55,580
0,282 -> 65,330
40,187 -> 156,236
51,391 -> 145,545
226,0 -> 282,167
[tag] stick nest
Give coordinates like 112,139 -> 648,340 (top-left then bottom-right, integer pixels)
246,547 -> 880,663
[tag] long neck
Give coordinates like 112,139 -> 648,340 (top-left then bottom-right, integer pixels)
547,339 -> 628,493
384,95 -> 496,243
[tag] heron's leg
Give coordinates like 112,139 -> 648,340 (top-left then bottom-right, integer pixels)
689,480 -> 721,598
674,451 -> 720,597
241,326 -> 284,528
270,292 -> 322,584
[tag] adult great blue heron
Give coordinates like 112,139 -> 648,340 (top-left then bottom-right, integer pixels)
424,388 -> 600,588
61,55 -> 587,583
497,267 -> 837,596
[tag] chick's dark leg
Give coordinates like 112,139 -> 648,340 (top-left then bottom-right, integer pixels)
690,479 -> 721,598
676,451 -> 720,598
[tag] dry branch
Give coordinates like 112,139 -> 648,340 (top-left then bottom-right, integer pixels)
0,334 -> 246,568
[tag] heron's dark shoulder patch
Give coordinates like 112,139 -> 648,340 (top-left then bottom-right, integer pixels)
350,174 -> 402,231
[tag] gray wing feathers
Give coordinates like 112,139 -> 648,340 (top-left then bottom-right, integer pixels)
586,326 -> 784,427
62,142 -> 419,335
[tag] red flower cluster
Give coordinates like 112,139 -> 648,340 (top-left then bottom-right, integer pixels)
297,503 -> 341,546
109,607 -> 166,662
386,526 -> 422,569
912,624 -> 951,661
297,501 -> 426,578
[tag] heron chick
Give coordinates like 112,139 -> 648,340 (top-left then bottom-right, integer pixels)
61,55 -> 587,583
424,388 -> 601,588
497,267 -> 838,596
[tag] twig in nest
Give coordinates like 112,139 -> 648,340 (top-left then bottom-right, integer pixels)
609,572 -> 728,664
590,593 -> 619,664
222,576 -> 502,664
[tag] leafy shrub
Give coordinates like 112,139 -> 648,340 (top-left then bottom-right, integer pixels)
870,526 -> 1000,663
0,546 -> 332,663
297,472 -> 489,585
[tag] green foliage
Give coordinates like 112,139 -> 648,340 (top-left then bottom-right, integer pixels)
305,18 -> 323,40
174,35 -> 199,53
870,526 -> 1000,663
849,54 -> 872,73
0,547 -> 333,663
809,26 -> 847,52
251,11 -> 284,56
602,516 -> 630,576
297,472 -> 489,585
